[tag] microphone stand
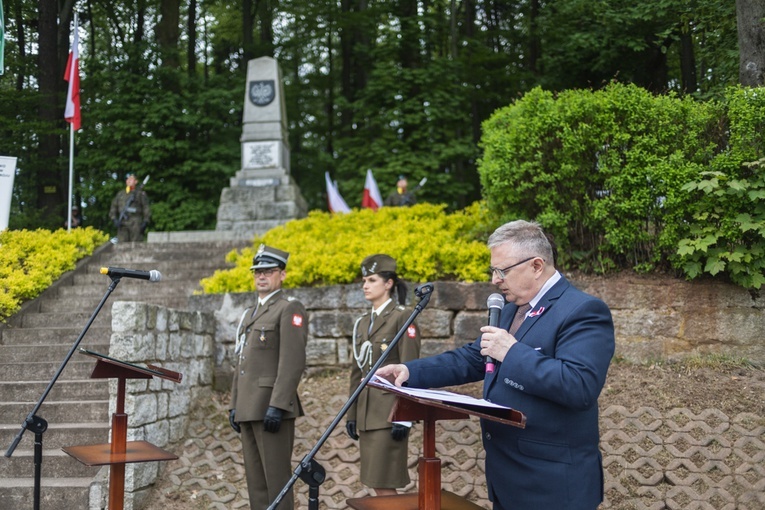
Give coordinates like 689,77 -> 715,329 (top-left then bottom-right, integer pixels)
5,275 -> 124,510
267,283 -> 435,510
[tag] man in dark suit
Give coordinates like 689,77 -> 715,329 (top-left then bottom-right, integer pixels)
376,220 -> 615,510
229,244 -> 308,509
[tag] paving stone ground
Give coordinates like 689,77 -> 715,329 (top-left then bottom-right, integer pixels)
142,365 -> 765,510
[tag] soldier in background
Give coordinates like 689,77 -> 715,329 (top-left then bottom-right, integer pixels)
228,245 -> 308,509
384,175 -> 417,207
109,173 -> 151,242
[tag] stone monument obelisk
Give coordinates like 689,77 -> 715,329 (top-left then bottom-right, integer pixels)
215,56 -> 307,237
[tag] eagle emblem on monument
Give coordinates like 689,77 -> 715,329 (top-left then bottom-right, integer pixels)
249,80 -> 276,107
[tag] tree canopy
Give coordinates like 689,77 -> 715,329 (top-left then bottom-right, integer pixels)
0,0 -> 750,233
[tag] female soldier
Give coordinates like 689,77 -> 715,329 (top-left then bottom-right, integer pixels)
345,254 -> 421,496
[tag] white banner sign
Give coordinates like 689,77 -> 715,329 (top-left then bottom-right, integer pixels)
0,156 -> 18,231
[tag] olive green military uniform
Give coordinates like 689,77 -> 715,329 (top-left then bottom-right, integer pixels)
109,187 -> 150,242
232,290 -> 307,509
348,301 -> 421,488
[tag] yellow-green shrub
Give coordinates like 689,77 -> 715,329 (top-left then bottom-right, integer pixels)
200,202 -> 496,293
0,227 -> 110,321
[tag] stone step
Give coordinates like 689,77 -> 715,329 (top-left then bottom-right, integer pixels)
102,242 -> 245,263
0,477 -> 94,509
55,281 -> 200,298
0,422 -> 109,450
0,400 -> 109,425
0,342 -> 111,363
0,380 -> 107,402
37,296 -> 188,313
74,268 -> 218,286
0,449 -> 102,478
0,327 -> 111,345
0,361 -> 96,381
16,311 -> 112,329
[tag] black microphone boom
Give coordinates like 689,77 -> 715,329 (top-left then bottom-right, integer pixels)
485,293 -> 506,373
100,267 -> 162,282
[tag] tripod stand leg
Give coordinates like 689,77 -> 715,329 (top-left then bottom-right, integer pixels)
29,415 -> 49,510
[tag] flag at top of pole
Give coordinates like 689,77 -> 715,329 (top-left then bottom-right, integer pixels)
64,12 -> 81,130
325,172 -> 351,213
361,169 -> 383,210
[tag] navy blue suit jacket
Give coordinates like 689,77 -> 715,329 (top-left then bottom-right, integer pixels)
405,275 -> 615,510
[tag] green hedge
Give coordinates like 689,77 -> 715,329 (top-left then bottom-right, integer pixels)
0,227 -> 110,321
479,83 -> 765,288
200,203 -> 496,293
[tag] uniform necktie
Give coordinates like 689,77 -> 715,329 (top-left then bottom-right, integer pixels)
368,312 -> 376,335
509,303 -> 531,336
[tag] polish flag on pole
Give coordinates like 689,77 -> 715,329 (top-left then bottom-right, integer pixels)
64,13 -> 81,130
361,169 -> 383,210
325,172 -> 351,213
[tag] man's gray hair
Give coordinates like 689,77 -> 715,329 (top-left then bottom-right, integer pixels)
487,220 -> 554,263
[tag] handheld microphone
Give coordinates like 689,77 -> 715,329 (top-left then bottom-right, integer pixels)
485,293 -> 506,373
100,267 -> 162,282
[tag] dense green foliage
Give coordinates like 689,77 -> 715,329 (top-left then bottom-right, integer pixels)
0,0 -> 742,233
0,227 -> 109,321
479,84 -> 765,288
199,202 -> 495,293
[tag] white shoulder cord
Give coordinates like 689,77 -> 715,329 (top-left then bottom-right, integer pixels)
234,307 -> 250,355
352,315 -> 373,371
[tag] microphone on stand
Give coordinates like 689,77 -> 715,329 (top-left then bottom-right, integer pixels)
100,267 -> 162,282
485,293 -> 506,373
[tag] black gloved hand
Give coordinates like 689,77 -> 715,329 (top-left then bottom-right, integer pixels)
229,409 -> 240,433
263,406 -> 283,433
391,423 -> 410,441
346,420 -> 359,440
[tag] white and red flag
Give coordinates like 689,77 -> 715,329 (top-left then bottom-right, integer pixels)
325,172 -> 351,213
64,13 -> 81,130
361,169 -> 383,210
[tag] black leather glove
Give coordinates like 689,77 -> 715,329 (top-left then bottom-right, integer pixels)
263,406 -> 283,433
391,423 -> 410,441
229,409 -> 240,433
346,420 -> 359,440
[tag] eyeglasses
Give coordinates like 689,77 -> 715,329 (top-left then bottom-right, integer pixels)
252,268 -> 279,277
489,257 -> 536,280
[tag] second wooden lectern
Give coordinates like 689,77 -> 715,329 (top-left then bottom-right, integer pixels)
62,349 -> 182,510
347,380 -> 526,510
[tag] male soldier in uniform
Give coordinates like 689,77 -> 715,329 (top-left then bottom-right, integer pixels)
229,245 -> 308,509
109,173 -> 151,242
384,175 -> 417,207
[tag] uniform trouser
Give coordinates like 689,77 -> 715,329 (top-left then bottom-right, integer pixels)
240,419 -> 295,510
117,219 -> 144,242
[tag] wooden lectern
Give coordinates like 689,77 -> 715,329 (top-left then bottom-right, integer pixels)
62,349 -> 182,510
347,380 -> 526,510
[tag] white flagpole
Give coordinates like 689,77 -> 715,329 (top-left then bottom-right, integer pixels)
67,123 -> 74,231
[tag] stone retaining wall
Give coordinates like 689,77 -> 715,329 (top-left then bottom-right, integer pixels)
97,301 -> 215,510
189,276 -> 765,392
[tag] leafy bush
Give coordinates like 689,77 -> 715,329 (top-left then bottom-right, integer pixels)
479,82 -> 724,273
199,202 -> 495,293
0,227 -> 110,321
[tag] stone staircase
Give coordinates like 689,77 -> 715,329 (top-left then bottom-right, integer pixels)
0,239 -> 247,509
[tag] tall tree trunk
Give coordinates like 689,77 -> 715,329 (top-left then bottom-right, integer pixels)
243,0 -> 255,62
156,0 -> 181,69
258,0 -> 275,57
188,0 -> 198,76
679,22 -> 697,94
36,0 -> 63,225
13,0 -> 26,91
737,0 -> 765,86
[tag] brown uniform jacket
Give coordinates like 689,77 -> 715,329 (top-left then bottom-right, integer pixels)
231,291 -> 308,422
348,301 -> 421,431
